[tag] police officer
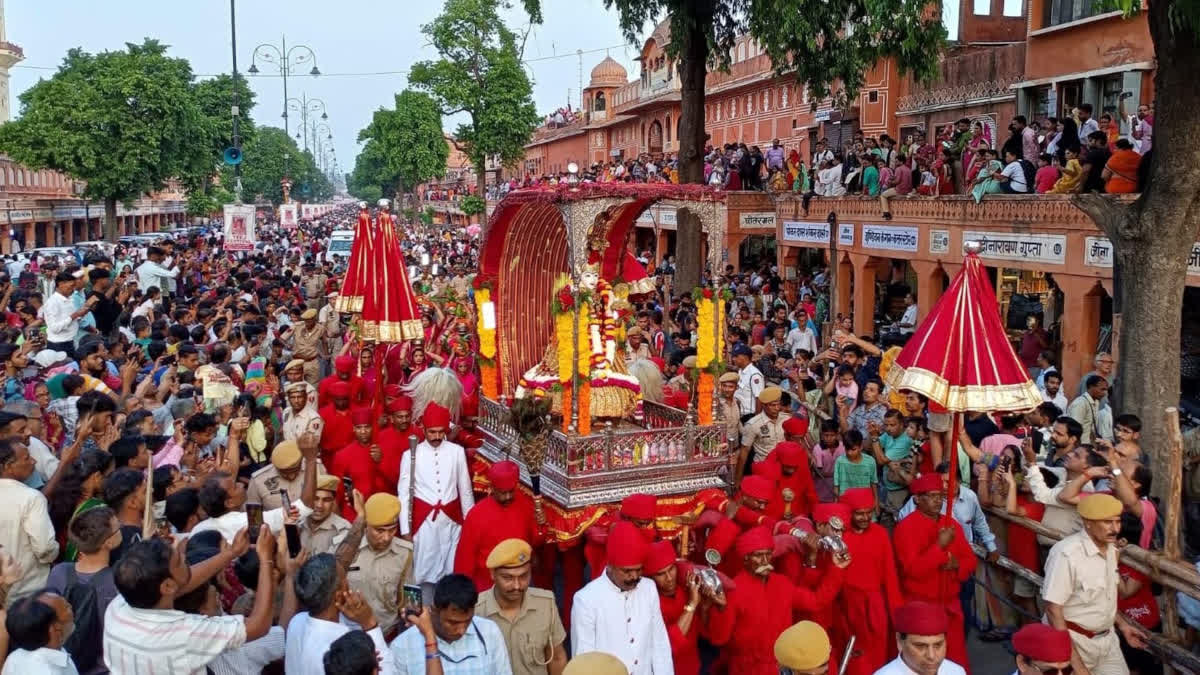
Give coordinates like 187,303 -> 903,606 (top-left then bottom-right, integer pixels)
347,493 -> 415,636
475,538 -> 568,675
774,620 -> 833,675
732,343 -> 765,425
245,440 -> 318,510
300,474 -> 351,555
737,386 -> 791,482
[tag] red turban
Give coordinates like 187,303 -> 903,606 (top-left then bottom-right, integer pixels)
334,354 -> 355,374
386,396 -> 413,413
1012,624 -> 1072,663
461,394 -> 479,417
705,517 -> 740,562
384,384 -> 404,399
741,475 -> 774,502
893,601 -> 949,635
813,503 -> 852,525
422,403 -> 451,430
350,407 -> 374,426
735,526 -> 774,559
607,521 -> 648,567
621,493 -> 657,522
487,460 -> 519,491
840,487 -> 876,511
329,381 -> 351,398
752,460 -> 781,481
782,417 -> 809,438
650,357 -> 666,373
643,540 -> 677,575
909,473 -> 944,495
773,441 -> 805,468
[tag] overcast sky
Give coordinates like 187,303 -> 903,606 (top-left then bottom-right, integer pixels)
7,0 -> 648,180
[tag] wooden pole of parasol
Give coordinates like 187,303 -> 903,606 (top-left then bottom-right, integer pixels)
1163,407 -> 1185,673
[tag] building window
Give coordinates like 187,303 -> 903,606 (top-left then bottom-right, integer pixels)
1003,0 -> 1023,16
974,0 -> 990,15
781,86 -> 789,108
1100,75 -> 1123,118
869,90 -> 879,103
763,91 -> 770,112
594,91 -> 606,112
737,42 -> 745,62
665,114 -> 672,142
1043,0 -> 1099,27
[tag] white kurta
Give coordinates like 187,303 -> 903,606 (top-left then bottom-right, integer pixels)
397,440 -> 475,584
571,574 -> 673,674
873,656 -> 967,675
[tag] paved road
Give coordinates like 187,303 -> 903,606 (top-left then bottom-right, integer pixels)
968,630 -> 1017,675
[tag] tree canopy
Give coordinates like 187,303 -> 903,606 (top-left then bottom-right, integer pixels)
354,89 -> 448,197
0,39 -> 210,238
409,0 -> 541,197
225,127 -> 331,205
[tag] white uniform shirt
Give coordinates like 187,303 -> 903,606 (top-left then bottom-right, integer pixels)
874,655 -> 966,675
571,574 -> 673,675
734,364 -> 765,417
42,292 -> 79,344
397,440 -> 475,583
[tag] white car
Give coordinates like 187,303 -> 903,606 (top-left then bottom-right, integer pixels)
325,229 -> 354,264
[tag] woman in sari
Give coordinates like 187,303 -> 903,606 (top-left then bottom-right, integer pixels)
48,449 -> 113,561
1049,147 -> 1085,194
970,149 -> 1005,202
1103,139 -> 1142,193
786,150 -> 807,191
962,121 -> 993,188
931,147 -> 955,196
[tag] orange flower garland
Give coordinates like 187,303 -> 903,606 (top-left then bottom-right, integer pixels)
697,373 -> 714,425
577,383 -> 591,435
480,362 -> 499,399
561,385 -> 572,433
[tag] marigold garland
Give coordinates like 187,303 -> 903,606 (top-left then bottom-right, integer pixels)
696,297 -> 716,368
480,361 -> 499,399
577,383 -> 591,435
697,372 -> 715,425
577,306 -> 591,378
561,384 -> 572,432
474,287 -> 497,360
555,313 -> 574,383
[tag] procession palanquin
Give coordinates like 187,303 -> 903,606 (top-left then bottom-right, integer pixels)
472,183 -> 733,545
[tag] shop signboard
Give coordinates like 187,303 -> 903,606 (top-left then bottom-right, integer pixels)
929,229 -> 950,254
739,212 -> 776,230
861,224 -> 919,253
838,223 -> 855,246
1083,236 -> 1113,268
781,220 -> 830,246
962,231 -> 1066,265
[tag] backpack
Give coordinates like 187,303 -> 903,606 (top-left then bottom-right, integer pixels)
61,564 -> 112,673
1019,159 -> 1037,192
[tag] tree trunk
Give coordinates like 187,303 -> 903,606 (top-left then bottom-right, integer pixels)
672,0 -> 715,293
1075,0 -> 1200,500
104,197 -> 118,242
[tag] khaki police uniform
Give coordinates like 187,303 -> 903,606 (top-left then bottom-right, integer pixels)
282,404 -> 323,442
1041,529 -> 1126,675
244,459 -> 321,511
741,411 -> 791,464
347,537 -> 415,633
292,322 -> 325,385
476,586 -> 566,675
300,512 -> 351,555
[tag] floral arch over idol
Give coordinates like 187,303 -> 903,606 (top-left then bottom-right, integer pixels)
474,183 -> 731,538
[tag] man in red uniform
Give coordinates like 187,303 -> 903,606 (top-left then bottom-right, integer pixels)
893,474 -> 976,672
451,392 -> 485,455
782,416 -> 809,445
836,487 -> 904,675
762,441 -> 819,521
330,407 -> 397,519
377,396 -> 423,455
317,353 -> 366,408
453,460 -> 540,592
584,492 -> 658,579
645,540 -> 728,675
318,380 -> 355,467
708,526 -> 849,674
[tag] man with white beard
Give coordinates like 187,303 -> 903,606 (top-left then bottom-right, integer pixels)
398,402 -> 475,583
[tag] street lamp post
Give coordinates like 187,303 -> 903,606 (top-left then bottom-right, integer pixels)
287,93 -> 327,151
248,35 -> 320,175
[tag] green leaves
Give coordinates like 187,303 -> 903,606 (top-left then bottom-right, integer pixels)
409,0 -> 540,188
354,89 -> 448,196
223,127 -> 332,205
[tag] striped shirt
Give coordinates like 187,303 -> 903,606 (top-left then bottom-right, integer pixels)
102,595 -> 246,675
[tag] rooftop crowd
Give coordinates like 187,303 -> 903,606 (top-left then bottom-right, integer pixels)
0,196 -> 1180,675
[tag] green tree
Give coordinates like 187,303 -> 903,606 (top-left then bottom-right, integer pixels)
409,0 -> 540,199
347,139 -> 393,200
225,127 -> 329,205
0,39 -> 210,240
182,74 -> 257,201
525,0 -> 944,290
357,89 -> 449,200
1069,0 -> 1200,486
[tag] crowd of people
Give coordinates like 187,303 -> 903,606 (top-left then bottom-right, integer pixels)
0,198 -> 1177,675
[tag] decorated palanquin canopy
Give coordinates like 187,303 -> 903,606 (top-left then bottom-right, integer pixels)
336,201 -> 423,343
883,244 -> 1042,413
478,183 -> 727,397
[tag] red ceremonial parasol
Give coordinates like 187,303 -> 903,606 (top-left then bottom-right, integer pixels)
883,240 -> 1042,509
333,202 -> 372,314
359,200 -> 423,344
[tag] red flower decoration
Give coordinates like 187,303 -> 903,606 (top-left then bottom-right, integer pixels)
702,288 -> 714,299
557,287 -> 575,310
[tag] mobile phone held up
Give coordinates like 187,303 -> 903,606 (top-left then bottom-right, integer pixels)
245,502 -> 263,542
402,584 -> 423,615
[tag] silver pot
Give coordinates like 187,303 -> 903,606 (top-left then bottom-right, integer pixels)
696,565 -> 724,596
